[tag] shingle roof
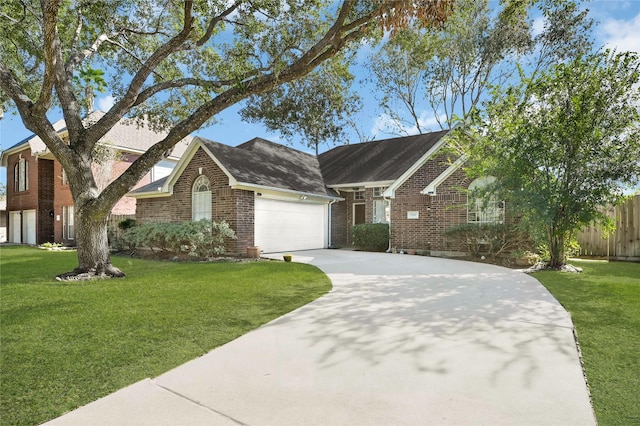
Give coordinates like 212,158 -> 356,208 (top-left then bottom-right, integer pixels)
201,137 -> 331,196
2,111 -> 190,159
318,130 -> 449,185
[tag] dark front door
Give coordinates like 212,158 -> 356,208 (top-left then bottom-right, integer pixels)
354,203 -> 365,225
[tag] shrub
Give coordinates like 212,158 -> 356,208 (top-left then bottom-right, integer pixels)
351,223 -> 389,252
123,220 -> 236,258
444,223 -> 530,259
117,218 -> 137,231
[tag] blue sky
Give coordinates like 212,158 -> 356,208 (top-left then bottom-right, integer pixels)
1,0 -> 639,186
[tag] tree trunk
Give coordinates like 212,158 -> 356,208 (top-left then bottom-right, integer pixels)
56,205 -> 124,280
547,230 -> 566,269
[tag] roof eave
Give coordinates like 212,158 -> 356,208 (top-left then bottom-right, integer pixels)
327,180 -> 396,190
234,182 -> 342,202
384,131 -> 452,198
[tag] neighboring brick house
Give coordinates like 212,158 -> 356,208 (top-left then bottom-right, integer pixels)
130,130 -> 504,256
1,111 -> 190,245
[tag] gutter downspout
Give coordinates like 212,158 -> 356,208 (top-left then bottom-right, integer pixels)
328,199 -> 337,248
384,195 -> 392,253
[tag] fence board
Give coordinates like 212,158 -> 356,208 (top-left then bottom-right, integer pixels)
576,195 -> 640,260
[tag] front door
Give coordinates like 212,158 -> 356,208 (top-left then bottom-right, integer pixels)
353,203 -> 365,225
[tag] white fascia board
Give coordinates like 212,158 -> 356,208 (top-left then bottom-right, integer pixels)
421,155 -> 467,196
327,180 -> 396,190
0,143 -> 29,167
234,182 -> 342,203
164,137 -> 238,194
126,189 -> 173,199
384,132 -> 451,199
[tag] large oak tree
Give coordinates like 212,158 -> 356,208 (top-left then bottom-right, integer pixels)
0,0 -> 453,279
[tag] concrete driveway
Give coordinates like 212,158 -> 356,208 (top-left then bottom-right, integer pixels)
47,250 -> 595,425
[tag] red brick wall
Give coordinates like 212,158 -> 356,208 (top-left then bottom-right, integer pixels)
330,197 -> 348,247
390,160 -> 470,253
37,160 -> 55,243
135,148 -> 253,254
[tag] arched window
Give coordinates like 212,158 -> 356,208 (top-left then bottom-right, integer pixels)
14,157 -> 28,192
192,175 -> 212,221
467,177 -> 504,224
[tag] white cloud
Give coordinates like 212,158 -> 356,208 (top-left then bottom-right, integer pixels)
97,95 -> 115,112
601,11 -> 640,54
371,111 -> 441,137
531,16 -> 546,38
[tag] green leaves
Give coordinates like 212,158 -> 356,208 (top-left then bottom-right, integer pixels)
469,49 -> 640,266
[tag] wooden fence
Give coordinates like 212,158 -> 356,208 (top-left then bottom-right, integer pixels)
576,194 -> 640,261
108,214 -> 135,242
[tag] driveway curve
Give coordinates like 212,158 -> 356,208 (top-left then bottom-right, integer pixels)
47,250 -> 595,425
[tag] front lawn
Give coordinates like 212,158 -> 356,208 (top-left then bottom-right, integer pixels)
0,246 -> 331,425
534,260 -> 640,426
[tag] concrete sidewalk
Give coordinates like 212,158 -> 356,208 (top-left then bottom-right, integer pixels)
46,250 -> 595,425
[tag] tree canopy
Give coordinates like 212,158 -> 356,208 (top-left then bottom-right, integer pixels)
0,0 -> 454,278
465,50 -> 640,268
367,0 -> 594,135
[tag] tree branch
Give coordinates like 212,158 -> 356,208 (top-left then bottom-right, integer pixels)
85,0 -> 196,146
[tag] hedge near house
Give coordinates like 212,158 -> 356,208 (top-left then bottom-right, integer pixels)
444,223 -> 530,259
352,223 -> 389,252
124,220 -> 236,259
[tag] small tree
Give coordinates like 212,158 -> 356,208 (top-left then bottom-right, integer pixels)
467,50 -> 640,268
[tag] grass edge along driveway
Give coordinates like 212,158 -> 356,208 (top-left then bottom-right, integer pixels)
0,246 -> 331,426
534,259 -> 640,426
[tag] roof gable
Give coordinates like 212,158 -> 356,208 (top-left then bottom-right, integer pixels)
201,137 -> 330,196
318,130 -> 449,186
131,137 -> 335,199
1,111 -> 190,167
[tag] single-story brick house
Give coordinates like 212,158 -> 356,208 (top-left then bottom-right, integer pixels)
130,130 -> 505,255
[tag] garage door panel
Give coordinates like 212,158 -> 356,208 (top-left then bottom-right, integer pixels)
255,198 -> 326,253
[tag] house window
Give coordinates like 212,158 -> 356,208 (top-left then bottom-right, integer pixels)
354,190 -> 365,200
61,169 -> 69,186
14,158 -> 28,192
467,177 -> 504,224
192,175 -> 212,221
373,199 -> 390,223
63,205 -> 75,240
372,187 -> 387,197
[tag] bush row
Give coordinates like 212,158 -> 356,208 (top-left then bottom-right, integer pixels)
123,220 -> 236,258
444,223 -> 530,259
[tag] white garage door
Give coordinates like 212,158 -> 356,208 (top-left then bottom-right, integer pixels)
23,210 -> 36,245
9,211 -> 22,243
255,198 -> 327,253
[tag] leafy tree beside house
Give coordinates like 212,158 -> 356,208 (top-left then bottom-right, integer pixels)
465,50 -> 640,269
0,0 -> 453,279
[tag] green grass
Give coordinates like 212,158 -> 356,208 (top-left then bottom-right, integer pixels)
534,260 -> 640,426
0,246 -> 331,425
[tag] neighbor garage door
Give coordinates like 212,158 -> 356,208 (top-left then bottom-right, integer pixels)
255,197 -> 327,253
22,210 -> 36,245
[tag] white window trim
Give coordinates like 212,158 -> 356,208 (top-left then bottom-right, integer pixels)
192,175 -> 212,221
15,157 -> 28,192
63,205 -> 75,240
373,199 -> 390,223
467,177 -> 505,224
